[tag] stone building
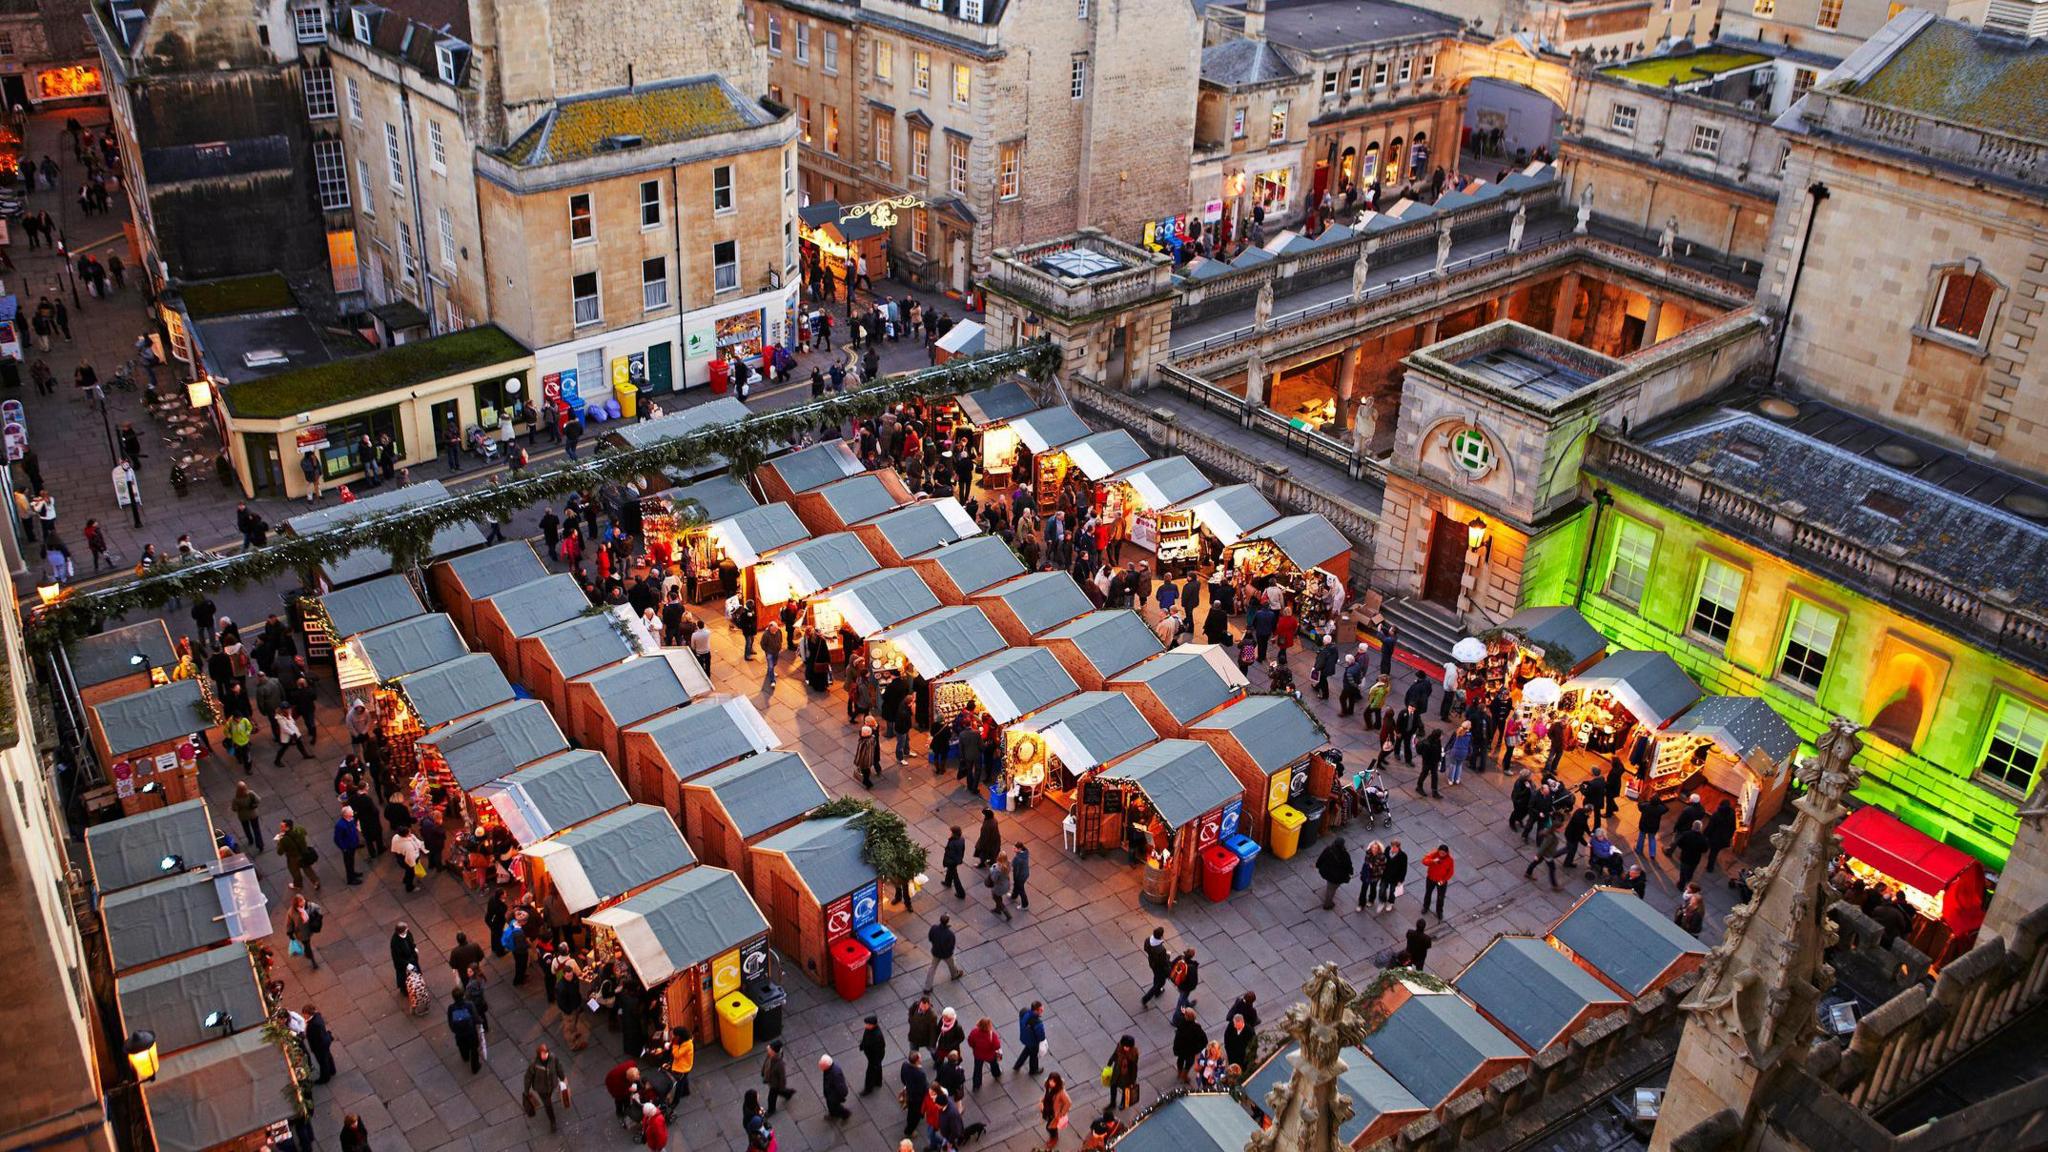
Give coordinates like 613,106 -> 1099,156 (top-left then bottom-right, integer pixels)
0,0 -> 103,110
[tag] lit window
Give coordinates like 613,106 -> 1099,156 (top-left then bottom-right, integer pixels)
948,136 -> 968,194
1930,267 -> 1997,342
1348,65 -> 1364,92
713,166 -> 733,212
313,139 -> 350,210
713,240 -> 738,292
953,63 -> 970,104
873,38 -> 892,83
999,142 -> 1019,199
1397,57 -> 1412,84
1980,695 -> 2048,795
1269,101 -> 1287,141
1603,516 -> 1656,607
825,104 -> 840,155
1610,103 -> 1638,132
346,76 -> 362,121
1323,71 -> 1339,96
767,14 -> 780,53
824,29 -> 839,72
794,21 -> 809,63
1690,124 -> 1721,157
912,126 -> 929,181
568,192 -> 593,243
798,96 -> 812,143
328,228 -> 359,293
1071,56 -> 1086,99
1794,67 -> 1817,92
1778,599 -> 1839,691
1753,0 -> 1774,14
435,43 -> 460,85
1372,60 -> 1388,88
913,50 -> 930,93
437,206 -> 456,269
641,179 -> 661,227
572,271 -> 600,325
294,3 -> 327,42
356,158 -> 374,216
642,256 -> 669,310
1690,559 -> 1744,645
303,66 -> 337,119
383,122 -> 403,187
397,219 -> 416,283
1817,0 -> 1841,26
1231,108 -> 1245,139
428,119 -> 446,171
911,207 -> 928,255
874,112 -> 892,168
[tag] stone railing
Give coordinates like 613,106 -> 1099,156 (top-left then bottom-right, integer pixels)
986,231 -> 1176,320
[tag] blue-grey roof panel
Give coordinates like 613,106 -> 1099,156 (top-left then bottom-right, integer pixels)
413,698 -> 569,789
69,621 -> 177,688
1455,937 -> 1625,1051
925,535 -> 1025,595
394,653 -> 514,729
86,800 -> 216,895
1367,993 -> 1523,1107
319,574 -> 426,639
1550,890 -> 1708,997
693,751 -> 828,838
754,815 -> 874,901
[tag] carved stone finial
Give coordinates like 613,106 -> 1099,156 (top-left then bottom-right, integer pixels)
1245,963 -> 1369,1152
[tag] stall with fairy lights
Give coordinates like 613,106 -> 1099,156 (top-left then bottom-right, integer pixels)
689,503 -> 806,608
910,534 -> 1025,605
566,654 -> 713,770
811,568 -> 942,644
425,540 -> 549,645
796,472 -> 914,537
84,800 -> 221,897
1005,691 -> 1158,817
520,610 -> 639,720
1109,645 -> 1250,738
1105,456 -> 1211,564
521,803 -> 697,921
854,497 -> 982,566
140,1028 -> 301,1152
642,474 -> 762,598
932,646 -> 1080,730
89,680 -> 216,815
1171,483 -> 1281,554
1190,694 -> 1332,846
472,575 -> 591,684
583,867 -> 771,1063
379,653 -> 516,790
1659,695 -> 1799,853
753,532 -> 884,636
755,439 -> 865,504
1085,739 -> 1244,905
336,615 -> 470,713
1040,609 -> 1166,692
748,813 -> 880,989
1223,512 -> 1354,638
953,380 -> 1043,488
1004,406 -> 1095,513
1558,650 -> 1702,794
798,200 -> 890,301
1062,429 -> 1152,535
968,570 -> 1093,647
1833,806 -> 1989,968
866,606 -> 1006,683
469,748 -> 629,893
285,479 -> 488,593
680,750 -> 830,886
66,620 -> 177,709
416,699 -> 575,884
308,573 -> 427,664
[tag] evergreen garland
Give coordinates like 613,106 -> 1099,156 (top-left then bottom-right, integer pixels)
27,342 -> 1061,653
811,796 -> 930,886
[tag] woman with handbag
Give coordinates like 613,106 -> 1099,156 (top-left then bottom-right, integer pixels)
1040,1073 -> 1071,1150
284,894 -> 321,971
1105,1036 -> 1139,1110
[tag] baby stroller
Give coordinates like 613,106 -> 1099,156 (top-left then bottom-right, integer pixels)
626,1069 -> 677,1141
1354,767 -> 1393,828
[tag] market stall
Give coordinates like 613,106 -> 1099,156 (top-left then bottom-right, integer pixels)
932,319 -> 985,364
519,610 -> 639,719
66,620 -> 176,709
1494,606 -> 1610,678
603,396 -> 753,487
684,503 -> 805,609
1189,694 -> 1330,846
285,479 -> 488,592
1453,936 -> 1630,1055
1108,644 -> 1249,737
1660,695 -> 1799,852
1110,1093 -> 1261,1152
1171,483 -> 1281,550
1243,1046 -> 1427,1150
414,698 -> 571,796
953,380 -> 1042,488
753,532 -> 883,618
1834,806 -> 1988,968
310,573 -> 426,662
472,575 -> 591,684
101,870 -> 235,975
1087,738 -> 1244,904
755,439 -> 865,504
968,570 -> 1094,647
582,867 -> 771,1062
1103,456 -> 1211,564
854,497 -> 981,566
795,472 -> 914,537
680,750 -> 829,886
472,749 -> 630,849
798,201 -> 889,304
811,567 -> 942,641
933,646 -> 1080,727
621,695 -> 780,815
867,606 -> 1006,682
566,654 -> 713,769
521,803 -> 696,918
116,943 -> 267,1057
379,654 -> 517,788
141,1028 -> 300,1152
1005,691 -> 1158,817
655,473 -> 760,526
747,814 -> 879,988
909,534 -> 1026,604
335,615 -> 470,713
1559,650 -> 1702,794
1004,406 -> 1097,513
1546,888 -> 1710,999
89,680 -> 213,815
425,540 -> 549,644
1224,513 -> 1355,640
1040,609 -> 1166,691
1362,986 -> 1528,1111
85,800 -> 221,897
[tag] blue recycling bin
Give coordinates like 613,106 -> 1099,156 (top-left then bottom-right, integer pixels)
1223,834 -> 1261,891
854,922 -> 897,983
989,785 -> 1008,811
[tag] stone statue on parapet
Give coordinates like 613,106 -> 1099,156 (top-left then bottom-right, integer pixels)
1350,247 -> 1370,302
1247,963 -> 1371,1152
1508,203 -> 1527,254
1255,280 -> 1275,332
1659,216 -> 1679,261
1435,226 -> 1452,276
1575,182 -> 1594,234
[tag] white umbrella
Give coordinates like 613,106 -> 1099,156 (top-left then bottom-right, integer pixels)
1451,637 -> 1488,663
1523,677 -> 1562,708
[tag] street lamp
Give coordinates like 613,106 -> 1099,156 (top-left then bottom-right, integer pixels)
186,378 -> 213,408
1465,515 -> 1488,552
124,1031 -> 159,1083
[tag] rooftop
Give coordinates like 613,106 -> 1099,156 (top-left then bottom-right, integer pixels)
1201,38 -> 1299,87
501,76 -> 775,167
1838,18 -> 2048,144
1600,48 -> 1771,88
1415,321 -> 1620,411
1231,0 -> 1463,53
222,325 -> 530,419
194,309 -> 339,387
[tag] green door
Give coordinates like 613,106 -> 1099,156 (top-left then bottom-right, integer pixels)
646,341 -> 674,394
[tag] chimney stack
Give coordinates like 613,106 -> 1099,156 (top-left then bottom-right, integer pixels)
1244,0 -> 1266,41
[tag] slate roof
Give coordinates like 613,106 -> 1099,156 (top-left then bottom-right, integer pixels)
1043,610 -> 1166,679
525,804 -> 695,913
93,680 -> 208,757
872,606 -> 1006,678
1113,647 -> 1247,726
394,654 -> 513,729
353,614 -> 468,680
819,474 -> 906,527
1667,695 -> 1801,764
692,751 -> 828,838
1011,691 -> 1157,770
1171,483 -> 1280,547
116,945 -> 265,1055
1240,513 -> 1352,572
955,381 -> 1040,426
1572,650 -> 1701,728
319,574 -> 426,639
1499,605 -> 1610,671
1455,936 -> 1627,1052
1842,19 -> 2048,143
68,621 -> 176,688
581,656 -> 695,725
144,1029 -> 298,1152
606,396 -> 751,450
822,567 -> 943,636
1111,1090 -> 1261,1152
767,532 -> 882,596
753,815 -> 874,902
285,480 -> 485,586
102,871 -> 230,972
1112,456 -> 1211,510
1193,694 -> 1325,773
1110,739 -> 1244,829
976,571 -> 1093,635
529,613 -> 635,681
635,695 -> 779,780
867,498 -> 980,558
1064,429 -> 1151,480
474,749 -> 630,843
923,534 -> 1025,596
711,504 -> 809,566
1006,406 -> 1093,453
937,647 -> 1080,723
1254,0 -> 1465,52
501,76 -> 774,167
487,575 -> 592,638
1366,991 -> 1525,1108
86,800 -> 216,896
658,474 -> 759,523
585,867 -> 769,986
1244,1047 -> 1426,1144
767,439 -> 864,494
414,698 -> 570,790
1201,37 -> 1299,86
436,540 -> 547,600
1549,889 -> 1709,997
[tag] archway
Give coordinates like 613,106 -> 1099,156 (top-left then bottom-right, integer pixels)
1386,137 -> 1405,187
1868,650 -> 1943,752
1460,76 -> 1564,171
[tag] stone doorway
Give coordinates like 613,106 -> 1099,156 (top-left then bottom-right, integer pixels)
1422,510 -> 1467,608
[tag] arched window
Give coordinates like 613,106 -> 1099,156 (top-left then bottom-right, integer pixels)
1930,265 -> 1998,342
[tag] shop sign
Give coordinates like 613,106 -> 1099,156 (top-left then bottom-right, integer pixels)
741,938 -> 771,982
825,894 -> 854,940
1197,810 -> 1222,849
112,757 -> 134,797
294,424 -> 329,453
1288,770 -> 1307,799
35,64 -> 103,101
1203,199 -> 1224,222
542,372 -> 562,403
1220,800 -> 1243,838
712,948 -> 743,996
684,326 -> 714,361
851,881 -> 880,928
3,420 -> 25,462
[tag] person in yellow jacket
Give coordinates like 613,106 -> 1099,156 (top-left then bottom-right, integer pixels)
225,713 -> 254,773
665,1027 -> 694,1107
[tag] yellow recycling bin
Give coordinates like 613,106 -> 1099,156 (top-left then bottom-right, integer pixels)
717,991 -> 759,1057
1268,804 -> 1306,860
614,380 -> 639,418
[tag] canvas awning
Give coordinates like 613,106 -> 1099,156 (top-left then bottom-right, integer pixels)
68,621 -> 177,689
762,532 -> 881,599
1064,429 -> 1149,480
938,647 -> 1079,723
635,695 -> 780,782
144,1029 -> 298,1152
1110,456 -> 1211,510
1498,605 -> 1610,672
935,319 -> 985,357
1238,513 -> 1350,573
318,574 -> 425,639
1570,650 -> 1702,728
1044,610 -> 1165,680
867,498 -> 980,558
86,800 -> 217,896
872,606 -> 1006,678
350,614 -> 467,681
606,395 -> 750,452
694,751 -> 829,838
657,474 -> 759,523
1006,406 -> 1092,454
486,575 -> 590,639
1547,889 -> 1708,997
1837,806 -> 1987,935
93,679 -> 208,757
415,698 -> 570,791
472,749 -> 630,844
955,380 -> 1039,427
1109,739 -> 1242,829
1666,695 -> 1800,765
287,479 -> 486,587
1110,1093 -> 1260,1152
394,653 -> 513,729
435,540 -> 548,601
819,568 -> 942,637
1171,484 -> 1280,547
1011,691 -> 1157,772
923,535 -> 1024,596
102,870 -> 232,973
530,613 -> 636,681
523,804 -> 696,913
1243,1048 -> 1424,1146
1366,991 -> 1525,1108
116,945 -> 265,1055
977,571 -> 1092,636
1193,694 -> 1324,774
1112,645 -> 1249,726
709,504 -> 809,567
818,474 -> 906,527
581,655 -> 706,727
753,815 -> 873,902
585,867 -> 769,987
766,439 -> 863,494
1454,936 -> 1626,1052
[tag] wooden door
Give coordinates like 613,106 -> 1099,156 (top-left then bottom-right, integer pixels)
1421,511 -> 1466,607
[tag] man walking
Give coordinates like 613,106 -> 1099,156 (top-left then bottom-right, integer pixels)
1635,793 -> 1670,860
941,826 -> 967,898
819,1054 -> 851,1120
1315,836 -> 1354,910
1420,844 -> 1454,920
859,1015 -> 887,1096
899,1052 -> 929,1139
231,781 -> 262,852
760,1039 -> 795,1115
1139,927 -> 1172,1007
448,989 -> 483,1073
923,913 -> 963,992
1013,1001 -> 1046,1076
332,806 -> 364,885
1010,843 -> 1031,911
1171,948 -> 1201,1014
275,819 -> 320,891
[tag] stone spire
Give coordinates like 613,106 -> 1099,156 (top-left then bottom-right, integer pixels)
1247,963 -> 1370,1152
1650,718 -> 1865,1151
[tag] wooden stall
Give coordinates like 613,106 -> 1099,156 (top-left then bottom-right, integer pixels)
1561,650 -> 1703,795
89,681 -> 213,814
521,803 -> 696,918
908,535 -> 1025,605
142,1029 -> 300,1152
953,381 -> 1042,488
1103,456 -> 1211,564
853,498 -> 981,566
471,749 -> 629,847
1243,1047 -> 1427,1149
603,396 -> 752,488
1660,695 -> 1798,853
644,473 -> 762,598
1224,513 -> 1355,638
285,479 -> 487,592
1190,693 -> 1331,846
583,868 -> 771,1060
933,646 -> 1080,728
1835,806 -> 1990,968
1107,1093 -> 1260,1152
967,571 -> 1092,648
66,620 -> 175,709
519,610 -> 637,718
310,573 -> 426,662
1545,888 -> 1710,999
425,540 -> 548,644
866,606 -> 1005,684
703,504 -> 809,609
472,575 -> 590,683
680,750 -> 828,887
1083,738 -> 1244,903
116,943 -> 266,1057
1004,406 -> 1094,513
621,695 -> 781,815
1005,691 -> 1158,814
1453,935 -> 1631,1055
382,654 -> 516,787
748,814 -> 879,986
1108,644 -> 1249,738
1362,984 -> 1528,1112
1493,605 -> 1611,679
1039,609 -> 1165,692
85,800 -> 220,897
101,870 -> 234,975
795,472 -> 913,537
566,654 -> 712,771
1172,483 -> 1281,550
753,532 -> 882,620
755,439 -> 864,505
812,568 -> 942,642
414,698 -> 571,798
336,614 -> 469,712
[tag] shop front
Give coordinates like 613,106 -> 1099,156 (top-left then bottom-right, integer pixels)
1660,696 -> 1799,853
753,532 -> 883,619
866,606 -> 1006,684
810,568 -> 942,645
1082,739 -> 1244,906
1109,644 -> 1250,738
953,381 -> 1042,489
1223,512 -> 1354,638
311,575 -> 427,662
1190,694 -> 1332,847
521,803 -> 697,919
414,699 -> 572,804
1004,691 -> 1158,817
335,616 -> 469,709
1003,406 -> 1095,513
427,541 -> 550,643
1834,806 -> 1989,969
1557,650 -> 1703,795
1103,455 -> 1210,564
1040,609 -> 1167,692
381,653 -> 518,795
696,504 -> 810,610
798,201 -> 890,303
1476,605 -> 1612,703
582,868 -> 771,1061
465,748 -> 628,895
911,535 -> 1026,605
933,646 -> 1080,730
855,498 -> 981,566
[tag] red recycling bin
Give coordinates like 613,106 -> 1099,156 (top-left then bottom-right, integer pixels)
1202,845 -> 1239,903
709,358 -> 730,394
830,938 -> 871,1001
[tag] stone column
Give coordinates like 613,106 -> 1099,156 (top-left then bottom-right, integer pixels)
1333,345 -> 1361,431
1641,296 -> 1664,351
1986,776 -> 2048,943
1419,317 -> 1442,348
1550,272 -> 1580,339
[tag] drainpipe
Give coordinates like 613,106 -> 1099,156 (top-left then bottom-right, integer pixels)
1572,487 -> 1613,609
1768,180 -> 1828,388
397,85 -> 440,333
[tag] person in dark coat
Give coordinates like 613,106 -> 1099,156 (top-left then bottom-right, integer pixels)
819,1054 -> 851,1120
389,923 -> 421,995
1704,800 -> 1738,872
1635,795 -> 1670,859
859,1015 -> 887,1095
1603,756 -> 1626,818
303,1004 -> 337,1083
972,808 -> 1001,868
1561,803 -> 1593,867
899,1053 -> 930,1138
1674,794 -> 1708,853
1675,820 -> 1711,887
1222,1011 -> 1256,1071
941,826 -> 968,898
1170,1007 -> 1208,1083
1315,836 -> 1354,910
447,989 -> 483,1073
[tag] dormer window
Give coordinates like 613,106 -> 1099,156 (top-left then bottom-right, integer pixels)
350,6 -> 375,40
436,42 -> 460,84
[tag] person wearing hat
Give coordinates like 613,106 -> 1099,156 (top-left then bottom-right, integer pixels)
859,1015 -> 887,1095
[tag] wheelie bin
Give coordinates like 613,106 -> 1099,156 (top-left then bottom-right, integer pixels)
1201,844 -> 1238,903
716,991 -> 758,1056
1223,833 -> 1261,890
853,922 -> 897,983
1268,804 -> 1306,859
746,977 -> 787,1043
830,937 -> 871,1002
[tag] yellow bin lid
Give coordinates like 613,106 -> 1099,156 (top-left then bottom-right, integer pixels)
1270,804 -> 1306,828
718,992 -> 758,1023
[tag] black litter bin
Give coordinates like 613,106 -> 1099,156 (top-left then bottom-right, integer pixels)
747,978 -> 787,1044
1297,800 -> 1329,851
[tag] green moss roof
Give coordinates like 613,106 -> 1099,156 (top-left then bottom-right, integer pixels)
1846,20 -> 2048,143
180,274 -> 296,319
1601,50 -> 1769,87
223,325 -> 530,420
501,76 -> 769,167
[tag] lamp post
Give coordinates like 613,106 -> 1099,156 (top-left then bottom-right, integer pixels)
53,230 -> 80,308
124,1031 -> 159,1083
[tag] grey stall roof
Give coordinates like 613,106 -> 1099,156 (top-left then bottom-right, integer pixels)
1043,610 -> 1164,679
1193,694 -> 1325,774
956,380 -> 1039,426
1549,889 -> 1708,997
872,607 -> 1006,678
287,480 -> 486,586
635,696 -> 779,781
93,680 -> 209,757
1367,991 -> 1525,1108
69,621 -> 176,688
1006,406 -> 1093,454
607,395 -> 751,450
1572,650 -> 1702,729
474,749 -> 630,842
712,503 -> 809,566
487,575 -> 591,638
530,614 -> 635,681
1170,483 -> 1281,547
585,867 -> 769,986
319,574 -> 426,638
823,567 -> 943,636
867,498 -> 979,558
103,870 -> 231,972
525,804 -> 696,913
923,535 -> 1024,595
395,653 -> 514,728
692,751 -> 828,838
1012,691 -> 1157,770
1110,1092 -> 1260,1152
117,945 -> 265,1055
1110,456 -> 1211,510
1063,429 -> 1150,480
1113,647 -> 1247,726
581,656 -> 695,725
436,540 -> 548,599
1499,605 -> 1610,670
1240,513 -> 1352,572
1244,1047 -> 1425,1145
766,531 -> 881,597
1456,936 -> 1626,1052
754,814 -> 873,902
415,699 -> 570,790
818,474 -> 905,527
658,474 -> 759,523
1110,739 -> 1243,829
354,614 -> 469,681
1667,695 -> 1801,764
86,800 -> 216,896
145,1028 -> 298,1152
767,439 -> 863,494
937,647 -> 1080,724
976,571 -> 1092,636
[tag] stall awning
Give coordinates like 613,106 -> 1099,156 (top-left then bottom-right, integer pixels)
823,568 -> 943,637
1548,889 -> 1708,998
1454,936 -> 1626,1053
1006,406 -> 1093,454
434,540 -> 548,602
1837,807 -> 1987,935
102,870 -> 232,973
415,698 -> 570,791
1192,694 -> 1324,775
1044,609 -> 1165,680
1112,645 -> 1249,726
585,867 -> 769,987
1012,691 -> 1157,772
938,647 -> 1079,724
1243,1048 -> 1425,1146
753,814 -> 874,902
935,318 -> 985,357
530,612 -> 636,682
581,655 -> 707,728
68,621 -> 177,689
523,804 -> 696,914
1110,739 -> 1243,830
765,532 -> 881,598
473,749 -> 630,844
144,1029 -> 298,1152
1366,991 -> 1525,1108
486,574 -> 591,639
395,653 -> 514,729
1171,484 -> 1281,547
1065,429 -> 1150,481
657,474 -> 759,523
923,535 -> 1024,596
956,381 -> 1039,427
318,574 -> 425,640
1665,695 -> 1799,766
1109,1093 -> 1260,1152
1239,513 -> 1351,573
92,679 -> 209,759
635,695 -> 781,782
1498,606 -> 1610,673
607,395 -> 751,452
693,751 -> 829,838
765,439 -> 863,495
1111,456 -> 1211,510
711,503 -> 809,568
351,614 -> 468,682
867,498 -> 981,559
977,571 -> 1092,636
116,944 -> 266,1056
872,606 -> 1006,678
288,479 -> 487,587
1571,650 -> 1702,729
819,474 -> 907,528
86,800 -> 217,897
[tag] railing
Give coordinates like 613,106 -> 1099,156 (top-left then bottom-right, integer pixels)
1154,364 -> 1249,418
1249,406 -> 1356,472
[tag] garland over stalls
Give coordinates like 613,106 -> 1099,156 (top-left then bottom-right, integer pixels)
810,796 -> 930,886
28,342 -> 1061,652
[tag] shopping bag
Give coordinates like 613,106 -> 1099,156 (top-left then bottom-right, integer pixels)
288,939 -> 306,956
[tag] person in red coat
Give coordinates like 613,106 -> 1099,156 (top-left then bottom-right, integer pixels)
640,1102 -> 668,1151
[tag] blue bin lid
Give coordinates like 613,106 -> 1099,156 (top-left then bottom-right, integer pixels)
854,922 -> 896,948
1223,834 -> 1260,856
